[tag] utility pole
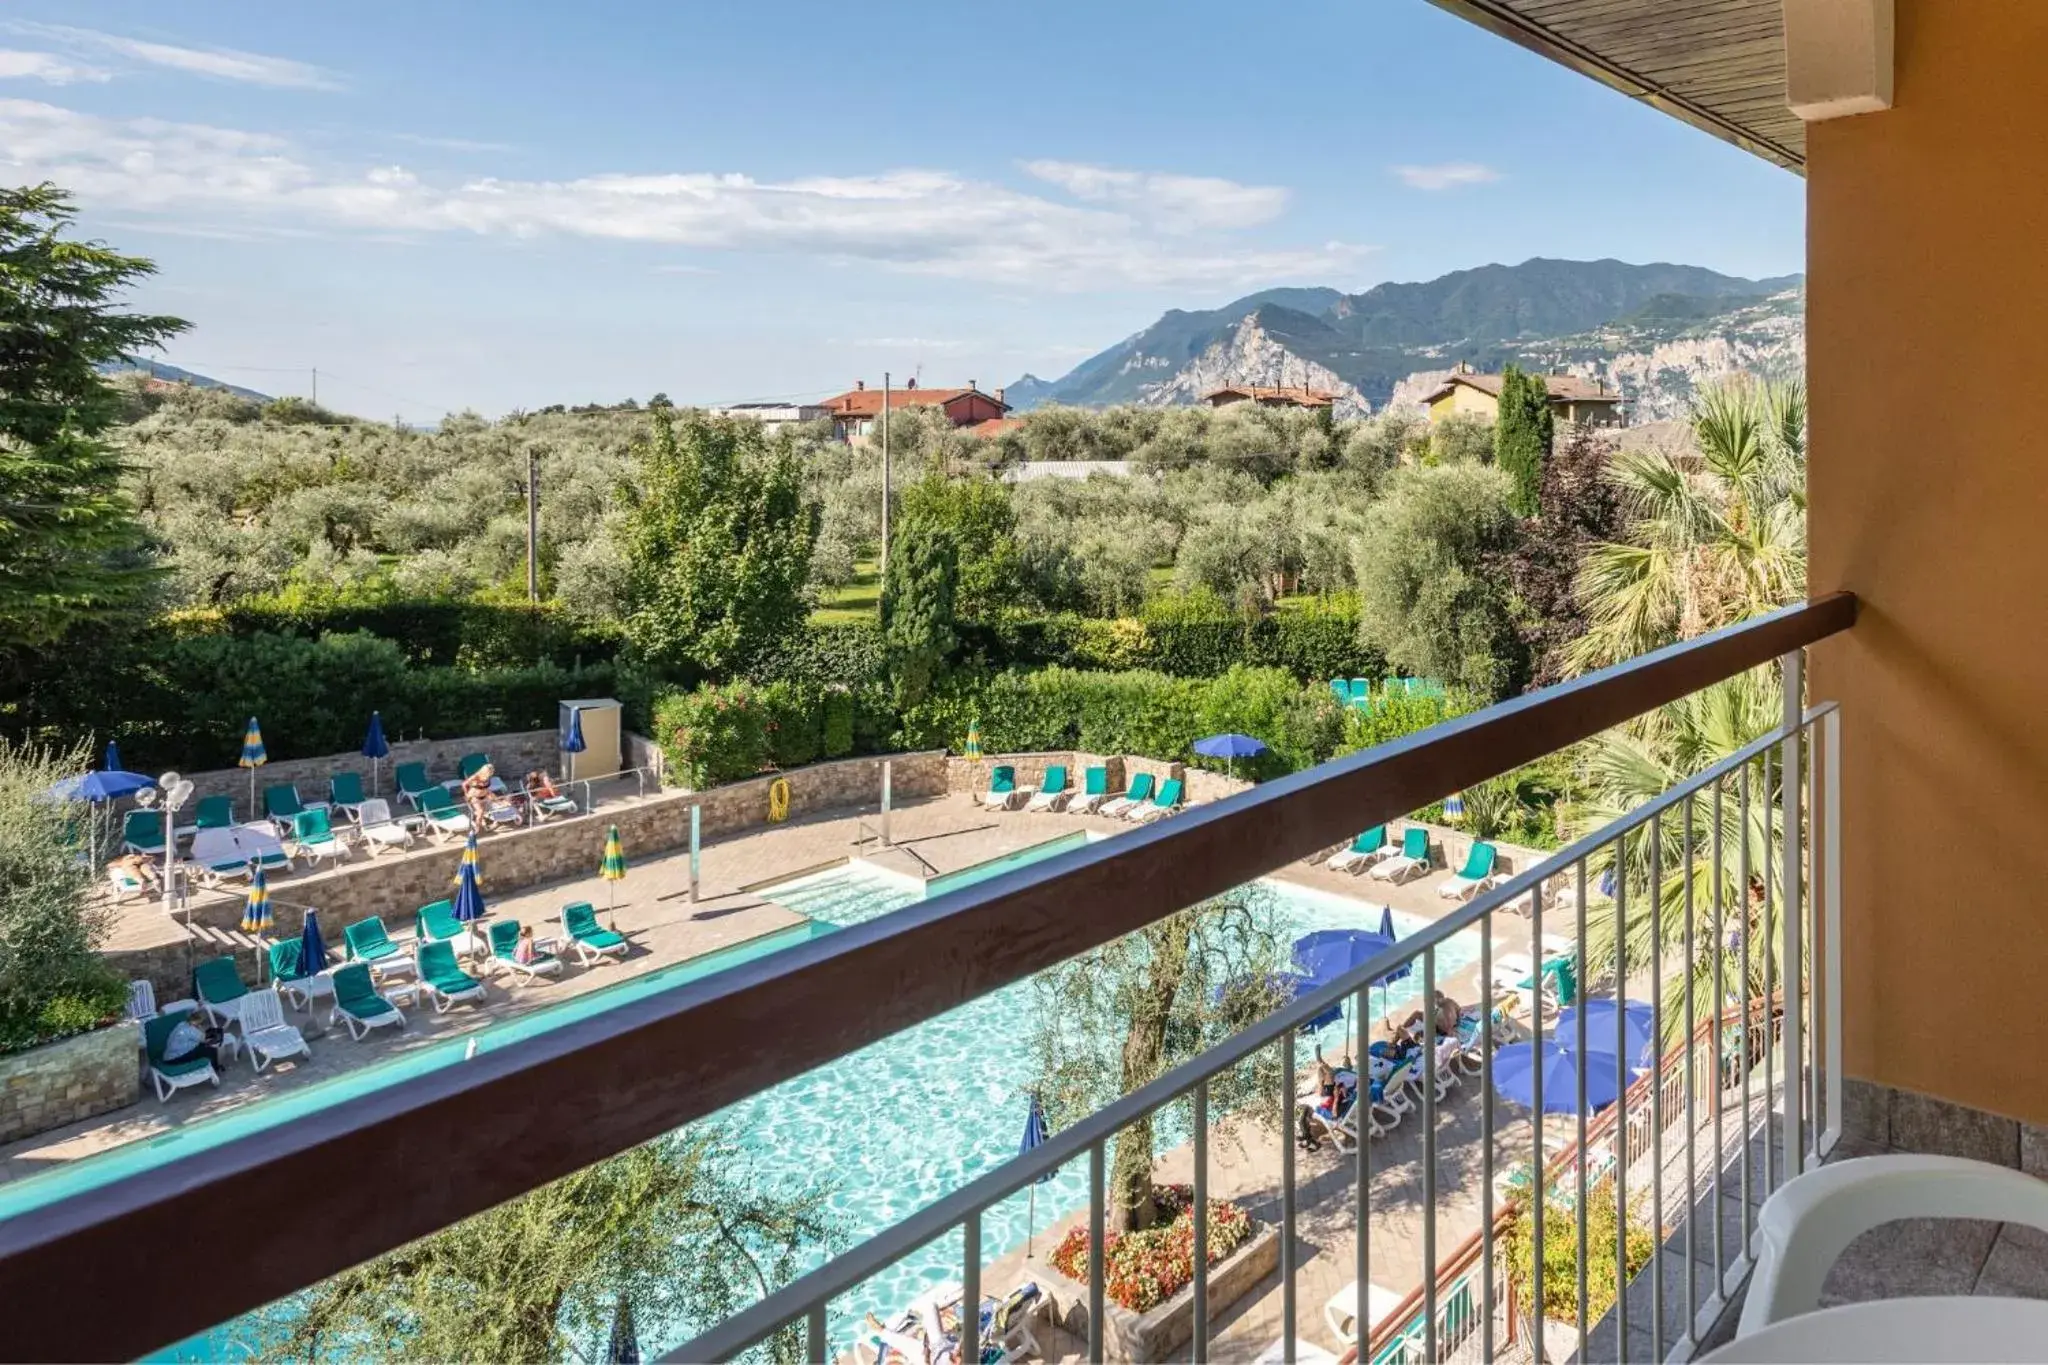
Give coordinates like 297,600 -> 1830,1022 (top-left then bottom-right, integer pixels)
311,367 -> 318,407
880,370 -> 892,596
525,449 -> 540,602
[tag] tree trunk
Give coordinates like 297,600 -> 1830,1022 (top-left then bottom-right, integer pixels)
1110,917 -> 1194,1232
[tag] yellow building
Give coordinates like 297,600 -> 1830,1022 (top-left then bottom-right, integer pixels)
1421,363 -> 1625,426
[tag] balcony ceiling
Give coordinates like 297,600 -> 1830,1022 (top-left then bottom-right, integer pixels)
1426,0 -> 1805,173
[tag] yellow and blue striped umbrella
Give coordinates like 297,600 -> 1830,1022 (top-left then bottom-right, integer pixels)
1443,791 -> 1465,821
452,829 -> 482,887
600,824 -> 627,922
964,720 -> 982,761
238,716 -> 268,808
239,864 -> 272,934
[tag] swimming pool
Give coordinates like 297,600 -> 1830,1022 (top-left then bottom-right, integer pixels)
102,835 -> 1475,1359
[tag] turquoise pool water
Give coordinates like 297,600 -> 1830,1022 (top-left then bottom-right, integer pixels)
90,833 -> 1475,1359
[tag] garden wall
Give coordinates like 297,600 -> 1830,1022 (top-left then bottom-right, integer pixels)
0,1021 -> 140,1144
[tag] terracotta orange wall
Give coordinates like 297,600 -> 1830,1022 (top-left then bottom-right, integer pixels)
1808,0 -> 2048,1120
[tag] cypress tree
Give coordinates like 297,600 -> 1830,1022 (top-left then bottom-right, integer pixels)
1494,363 -> 1553,517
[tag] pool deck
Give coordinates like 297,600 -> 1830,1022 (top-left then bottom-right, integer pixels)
12,789 -> 1571,1362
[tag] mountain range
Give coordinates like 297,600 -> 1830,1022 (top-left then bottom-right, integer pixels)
97,357 -> 272,403
1007,257 -> 1806,421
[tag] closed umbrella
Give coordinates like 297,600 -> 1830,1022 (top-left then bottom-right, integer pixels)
1192,732 -> 1268,781
453,828 -> 483,888
240,864 -> 273,934
600,824 -> 627,926
452,839 -> 488,954
564,706 -> 587,755
1490,1040 -> 1625,1114
1444,791 -> 1465,821
238,717 -> 268,811
1555,998 -> 1657,1071
361,712 -> 389,795
1019,1092 -> 1053,1256
299,906 -> 329,977
105,739 -> 123,772
964,719 -> 982,762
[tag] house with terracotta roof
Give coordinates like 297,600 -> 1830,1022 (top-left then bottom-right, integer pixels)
819,379 -> 1010,443
1202,384 -> 1341,411
1420,363 -> 1625,427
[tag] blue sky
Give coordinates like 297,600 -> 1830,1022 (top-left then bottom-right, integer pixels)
4,2 -> 1804,422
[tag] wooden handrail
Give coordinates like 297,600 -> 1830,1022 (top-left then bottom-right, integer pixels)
0,593 -> 1855,1362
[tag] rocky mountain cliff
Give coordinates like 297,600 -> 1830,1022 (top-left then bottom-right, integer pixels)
1009,258 -> 1804,420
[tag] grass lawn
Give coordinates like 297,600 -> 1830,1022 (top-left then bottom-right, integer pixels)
811,559 -> 880,625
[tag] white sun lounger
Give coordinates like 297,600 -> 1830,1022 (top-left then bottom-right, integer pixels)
237,988 -> 311,1072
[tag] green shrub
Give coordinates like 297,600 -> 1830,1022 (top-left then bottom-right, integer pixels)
1501,1195 -> 1657,1325
821,689 -> 856,758
211,597 -> 623,668
651,681 -> 771,788
0,742 -> 128,1058
758,680 -> 821,768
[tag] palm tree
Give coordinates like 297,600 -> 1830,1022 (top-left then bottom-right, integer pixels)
1566,377 -> 1807,676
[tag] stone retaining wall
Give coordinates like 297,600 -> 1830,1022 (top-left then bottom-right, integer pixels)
165,728 -> 568,820
0,1021 -> 140,1144
125,752 -> 948,993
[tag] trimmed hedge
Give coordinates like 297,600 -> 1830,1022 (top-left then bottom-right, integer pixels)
200,598 -> 624,669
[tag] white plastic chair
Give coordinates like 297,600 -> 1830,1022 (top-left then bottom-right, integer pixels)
355,799 -> 416,857
1740,1153 -> 2048,1337
127,978 -> 197,1028
236,987 -> 311,1072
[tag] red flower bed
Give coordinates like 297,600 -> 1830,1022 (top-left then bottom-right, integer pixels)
1048,1184 -> 1255,1313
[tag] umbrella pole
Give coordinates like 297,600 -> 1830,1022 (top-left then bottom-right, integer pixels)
1026,1184 -> 1036,1259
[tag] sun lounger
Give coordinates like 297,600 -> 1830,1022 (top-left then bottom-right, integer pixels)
416,899 -> 472,953
143,1011 -> 220,1102
1438,840 -> 1500,900
1068,765 -> 1111,813
479,796 -> 523,830
263,783 -> 316,833
415,940 -> 487,1012
328,963 -> 404,1040
328,771 -> 368,823
237,986 -> 312,1071
1323,1281 -> 1405,1348
524,775 -> 578,821
1325,826 -> 1390,873
1098,771 -> 1155,819
291,807 -> 351,867
488,920 -> 563,984
1370,827 -> 1433,882
127,978 -> 195,1029
266,939 -> 335,1014
1023,765 -> 1069,813
188,823 -> 294,884
978,764 -> 1022,811
414,785 -> 475,840
344,914 -> 414,980
396,760 -> 436,811
1129,777 -> 1184,824
563,901 -> 627,966
856,1280 -> 1042,1365
194,955 -> 250,1031
454,752 -> 505,794
354,797 -> 415,856
192,794 -> 234,830
106,863 -> 148,900
122,809 -> 165,856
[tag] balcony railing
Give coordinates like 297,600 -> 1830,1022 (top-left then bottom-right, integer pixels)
0,593 -> 1856,1363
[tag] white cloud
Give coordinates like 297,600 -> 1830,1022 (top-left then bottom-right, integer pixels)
1390,161 -> 1501,191
1022,159 -> 1288,230
390,132 -> 516,155
0,49 -> 111,84
5,22 -> 339,90
2,100 -> 1370,290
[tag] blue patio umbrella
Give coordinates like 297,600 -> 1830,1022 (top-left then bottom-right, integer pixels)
1192,732 -> 1267,780
1292,928 -> 1398,986
46,763 -> 156,867
299,906 -> 328,977
564,706 -> 587,754
1020,1092 -> 1054,1254
1212,971 -> 1346,1034
1375,906 -> 1413,984
1491,1040 -> 1625,1114
1555,998 -> 1658,1071
452,846 -> 488,947
361,711 -> 389,795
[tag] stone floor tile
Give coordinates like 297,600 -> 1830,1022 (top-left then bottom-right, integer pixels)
1819,1216 -> 1999,1304
1839,1078 -> 1891,1145
1976,1222 -> 2048,1299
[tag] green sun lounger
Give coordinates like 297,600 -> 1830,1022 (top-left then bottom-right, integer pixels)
192,794 -> 234,830
144,1011 -> 219,1102
562,901 -> 627,967
193,955 -> 249,1030
396,761 -> 436,810
415,940 -> 486,1012
122,809 -> 165,855
489,919 -> 562,984
330,963 -> 403,1039
344,915 -> 410,978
